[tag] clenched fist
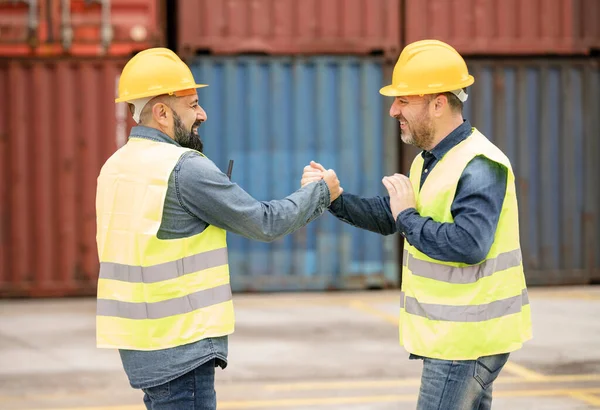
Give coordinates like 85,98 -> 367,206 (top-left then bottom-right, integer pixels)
301,161 -> 343,203
381,173 -> 416,220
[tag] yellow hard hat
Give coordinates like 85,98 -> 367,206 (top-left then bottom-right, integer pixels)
115,47 -> 207,103
380,40 -> 474,98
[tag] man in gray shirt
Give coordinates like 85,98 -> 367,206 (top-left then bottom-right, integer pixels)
97,48 -> 341,409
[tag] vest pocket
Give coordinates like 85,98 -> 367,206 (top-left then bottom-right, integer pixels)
473,353 -> 510,389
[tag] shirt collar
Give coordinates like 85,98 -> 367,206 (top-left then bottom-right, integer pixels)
423,119 -> 472,160
128,125 -> 181,147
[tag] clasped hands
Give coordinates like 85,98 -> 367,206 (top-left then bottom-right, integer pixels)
301,161 -> 416,217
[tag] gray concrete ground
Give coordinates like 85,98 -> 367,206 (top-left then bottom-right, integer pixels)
1,286 -> 600,410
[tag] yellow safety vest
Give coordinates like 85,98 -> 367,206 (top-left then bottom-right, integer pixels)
400,128 -> 532,360
95,137 -> 234,350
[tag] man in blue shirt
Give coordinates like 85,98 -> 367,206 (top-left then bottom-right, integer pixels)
302,40 -> 527,410
102,48 -> 343,410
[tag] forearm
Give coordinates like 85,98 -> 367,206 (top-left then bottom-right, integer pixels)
226,181 -> 330,242
177,153 -> 331,242
328,192 -> 397,235
397,209 -> 491,264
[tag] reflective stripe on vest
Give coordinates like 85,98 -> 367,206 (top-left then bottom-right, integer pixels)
400,289 -> 529,322
97,284 -> 232,319
402,248 -> 522,284
100,248 -> 228,283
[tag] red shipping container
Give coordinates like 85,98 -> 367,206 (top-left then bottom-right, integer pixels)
0,57 -> 136,297
404,0 -> 600,55
176,0 -> 402,57
51,0 -> 164,56
0,0 -> 47,56
0,0 -> 162,57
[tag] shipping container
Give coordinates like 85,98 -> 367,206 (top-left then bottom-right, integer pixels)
404,0 -> 600,56
52,0 -> 164,56
399,58 -> 600,285
0,0 -> 162,57
177,0 -> 401,58
0,55 -> 399,297
3,55 -> 598,297
0,57 -> 135,297
190,56 -> 399,292
0,0 -> 45,56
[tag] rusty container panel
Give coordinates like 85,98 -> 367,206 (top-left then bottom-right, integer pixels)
398,58 -> 600,285
0,57 -> 135,297
177,0 -> 401,57
0,0 -> 163,57
581,0 -> 600,51
0,0 -> 47,56
404,0 -> 600,55
54,0 -> 164,56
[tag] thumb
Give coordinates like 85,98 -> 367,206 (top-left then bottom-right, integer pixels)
310,161 -> 327,172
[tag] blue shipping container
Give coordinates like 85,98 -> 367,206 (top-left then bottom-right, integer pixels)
190,56 -> 399,292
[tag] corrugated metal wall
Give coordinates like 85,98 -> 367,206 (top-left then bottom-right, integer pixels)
2,57 -> 598,296
190,56 -> 399,291
57,0 -> 164,56
0,0 -> 163,57
174,0 -> 600,58
177,0 -> 401,57
400,59 -> 600,285
0,58 -> 135,297
404,0 -> 600,55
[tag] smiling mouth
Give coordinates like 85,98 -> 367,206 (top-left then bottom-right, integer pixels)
192,121 -> 202,134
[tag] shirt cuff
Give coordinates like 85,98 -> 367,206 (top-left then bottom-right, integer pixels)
396,208 -> 420,238
328,192 -> 343,213
319,180 -> 331,208
306,180 -> 331,224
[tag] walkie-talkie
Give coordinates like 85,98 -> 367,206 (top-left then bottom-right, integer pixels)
226,159 -> 234,180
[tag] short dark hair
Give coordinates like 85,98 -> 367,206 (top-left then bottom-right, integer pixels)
427,89 -> 464,114
441,91 -> 464,113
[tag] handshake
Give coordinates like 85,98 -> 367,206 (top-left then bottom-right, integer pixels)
301,160 -> 417,218
300,161 -> 343,203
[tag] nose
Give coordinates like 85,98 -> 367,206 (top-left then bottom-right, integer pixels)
389,98 -> 402,118
197,105 -> 207,122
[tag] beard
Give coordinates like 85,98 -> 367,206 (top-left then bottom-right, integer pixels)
173,111 -> 204,153
399,109 -> 435,151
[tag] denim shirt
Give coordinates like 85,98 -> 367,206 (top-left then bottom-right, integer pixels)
329,120 -> 508,265
117,126 -> 330,389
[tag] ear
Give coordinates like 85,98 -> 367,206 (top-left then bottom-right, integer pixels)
152,103 -> 169,125
432,94 -> 447,117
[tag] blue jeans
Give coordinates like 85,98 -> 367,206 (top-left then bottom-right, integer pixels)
414,353 -> 510,410
141,359 -> 217,410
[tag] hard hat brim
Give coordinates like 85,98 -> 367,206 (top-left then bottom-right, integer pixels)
379,76 -> 474,97
115,83 -> 208,103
